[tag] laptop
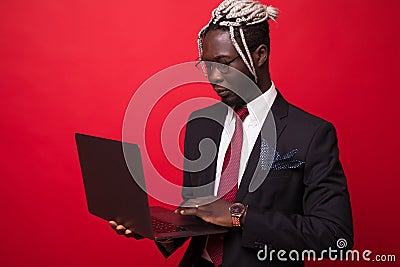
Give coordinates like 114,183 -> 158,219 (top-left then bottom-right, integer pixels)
75,133 -> 228,241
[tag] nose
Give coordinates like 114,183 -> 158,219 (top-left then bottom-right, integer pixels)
207,64 -> 224,85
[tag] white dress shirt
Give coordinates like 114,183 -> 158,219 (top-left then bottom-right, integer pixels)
201,82 -> 277,262
213,81 -> 277,195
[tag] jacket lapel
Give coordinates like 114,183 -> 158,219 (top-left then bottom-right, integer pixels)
199,103 -> 227,195
236,90 -> 289,201
271,91 -> 289,141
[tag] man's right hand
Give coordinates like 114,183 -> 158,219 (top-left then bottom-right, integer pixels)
108,221 -> 174,252
109,221 -> 144,239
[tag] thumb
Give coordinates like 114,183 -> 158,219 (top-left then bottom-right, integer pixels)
178,208 -> 198,216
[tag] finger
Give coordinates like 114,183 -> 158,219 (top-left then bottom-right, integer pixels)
124,229 -> 133,238
175,208 -> 181,214
180,204 -> 200,209
109,221 -> 118,229
123,228 -> 144,239
125,229 -> 132,235
116,224 -> 126,234
178,208 -> 198,216
180,199 -> 197,207
181,196 -> 218,207
181,198 -> 203,208
175,207 -> 188,214
116,225 -> 126,231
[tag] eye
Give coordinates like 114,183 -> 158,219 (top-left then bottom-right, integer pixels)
204,61 -> 212,70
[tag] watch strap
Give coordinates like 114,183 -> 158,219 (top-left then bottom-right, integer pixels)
232,215 -> 241,227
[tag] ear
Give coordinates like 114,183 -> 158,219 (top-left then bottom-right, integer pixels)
252,44 -> 269,67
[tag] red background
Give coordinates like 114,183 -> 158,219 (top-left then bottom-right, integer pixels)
1,0 -> 399,266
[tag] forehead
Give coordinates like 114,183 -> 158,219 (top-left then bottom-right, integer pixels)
202,29 -> 237,60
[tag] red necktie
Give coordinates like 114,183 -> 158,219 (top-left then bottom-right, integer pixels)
207,106 -> 249,267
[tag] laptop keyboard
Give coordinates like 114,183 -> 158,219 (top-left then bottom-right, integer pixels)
151,217 -> 186,234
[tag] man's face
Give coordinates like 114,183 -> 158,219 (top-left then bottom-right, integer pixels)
202,29 -> 255,107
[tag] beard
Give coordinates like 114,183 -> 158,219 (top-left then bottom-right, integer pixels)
219,90 -> 246,107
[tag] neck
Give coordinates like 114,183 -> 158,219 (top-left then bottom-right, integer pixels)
241,75 -> 271,106
241,73 -> 271,105
257,72 -> 272,94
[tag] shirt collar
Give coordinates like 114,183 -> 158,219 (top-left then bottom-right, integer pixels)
247,81 -> 277,124
226,81 -> 277,124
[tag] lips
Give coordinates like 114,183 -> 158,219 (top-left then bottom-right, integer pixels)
214,86 -> 230,97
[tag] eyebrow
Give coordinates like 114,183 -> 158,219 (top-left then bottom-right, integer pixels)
202,55 -> 232,61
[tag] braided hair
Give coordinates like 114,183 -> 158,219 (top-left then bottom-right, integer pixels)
198,0 -> 278,82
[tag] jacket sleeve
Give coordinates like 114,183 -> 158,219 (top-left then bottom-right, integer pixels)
155,238 -> 188,258
241,122 -> 354,252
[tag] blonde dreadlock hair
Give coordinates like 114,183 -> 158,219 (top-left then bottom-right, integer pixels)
198,0 -> 279,83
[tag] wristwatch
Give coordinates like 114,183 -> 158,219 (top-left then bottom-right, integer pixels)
229,203 -> 247,227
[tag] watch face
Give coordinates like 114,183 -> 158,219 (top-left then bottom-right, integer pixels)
230,203 -> 245,215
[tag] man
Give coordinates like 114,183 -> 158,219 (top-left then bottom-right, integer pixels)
110,0 -> 353,266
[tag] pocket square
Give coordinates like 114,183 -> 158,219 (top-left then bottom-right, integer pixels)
260,139 -> 305,171
272,148 -> 305,170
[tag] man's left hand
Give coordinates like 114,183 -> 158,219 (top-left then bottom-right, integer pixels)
175,196 -> 233,227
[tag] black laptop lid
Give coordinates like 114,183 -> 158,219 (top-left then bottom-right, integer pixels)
75,133 -> 154,239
